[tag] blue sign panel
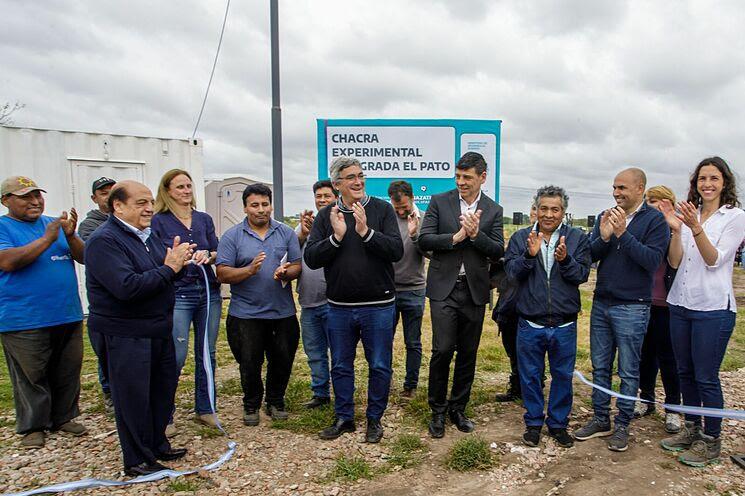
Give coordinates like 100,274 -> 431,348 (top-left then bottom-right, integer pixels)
317,119 -> 501,209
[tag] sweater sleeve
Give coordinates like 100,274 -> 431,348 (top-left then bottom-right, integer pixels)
362,202 -> 404,262
86,235 -> 175,301
304,206 -> 339,269
558,231 -> 592,285
418,197 -> 459,251
617,215 -> 670,273
589,211 -> 610,262
77,219 -> 96,242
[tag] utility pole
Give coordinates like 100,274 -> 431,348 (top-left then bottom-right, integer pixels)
270,0 -> 284,220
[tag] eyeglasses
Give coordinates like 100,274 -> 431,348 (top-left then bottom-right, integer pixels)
340,173 -> 366,182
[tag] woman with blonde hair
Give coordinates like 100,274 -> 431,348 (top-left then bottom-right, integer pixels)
151,169 -> 222,435
659,157 -> 745,467
634,185 -> 681,433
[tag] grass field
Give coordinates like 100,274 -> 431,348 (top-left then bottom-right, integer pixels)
1,267 -> 744,432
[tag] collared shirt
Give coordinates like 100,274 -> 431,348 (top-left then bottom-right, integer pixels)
295,223 -> 327,308
667,206 -> 745,312
526,224 -> 568,329
117,217 -> 151,245
458,191 -> 482,275
625,201 -> 644,225
216,218 -> 301,319
392,204 -> 427,291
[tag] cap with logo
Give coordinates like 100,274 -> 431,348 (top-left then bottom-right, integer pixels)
1,176 -> 46,197
91,177 -> 116,194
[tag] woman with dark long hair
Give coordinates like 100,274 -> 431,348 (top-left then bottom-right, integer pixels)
658,157 -> 745,467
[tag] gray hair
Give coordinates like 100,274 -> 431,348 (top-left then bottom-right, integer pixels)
534,185 -> 569,210
329,156 -> 361,182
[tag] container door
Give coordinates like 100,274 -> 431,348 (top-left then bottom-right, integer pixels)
217,180 -> 250,237
69,161 -> 145,314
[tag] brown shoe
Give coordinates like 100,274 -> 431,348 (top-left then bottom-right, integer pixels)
196,413 -> 219,428
55,421 -> 88,437
21,431 -> 45,449
400,388 -> 416,399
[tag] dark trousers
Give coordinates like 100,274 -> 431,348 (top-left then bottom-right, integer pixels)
428,280 -> 485,415
669,305 -> 735,438
638,305 -> 680,409
90,330 -> 178,468
225,315 -> 299,411
1,322 -> 83,434
88,328 -> 110,395
394,289 -> 425,390
497,315 -> 520,394
327,303 -> 396,421
517,319 -> 577,429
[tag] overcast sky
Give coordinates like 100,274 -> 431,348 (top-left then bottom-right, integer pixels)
2,0 -> 744,217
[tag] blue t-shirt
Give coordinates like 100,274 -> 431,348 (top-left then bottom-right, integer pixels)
216,218 -> 301,319
0,215 -> 83,332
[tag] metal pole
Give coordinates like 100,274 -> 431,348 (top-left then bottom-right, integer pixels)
270,0 -> 284,220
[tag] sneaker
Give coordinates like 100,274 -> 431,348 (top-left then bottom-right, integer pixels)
522,426 -> 541,447
243,409 -> 260,427
165,422 -> 177,437
103,391 -> 114,417
548,427 -> 574,448
196,413 -> 219,428
319,418 -> 356,440
574,418 -> 612,441
495,388 -> 521,403
365,418 -> 384,443
661,421 -> 700,452
21,431 -> 45,449
633,401 -> 655,419
266,405 -> 289,421
54,421 -> 88,437
665,412 -> 682,434
607,425 -> 629,452
678,434 -> 721,467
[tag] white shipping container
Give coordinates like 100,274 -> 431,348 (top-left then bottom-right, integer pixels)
0,126 -> 205,311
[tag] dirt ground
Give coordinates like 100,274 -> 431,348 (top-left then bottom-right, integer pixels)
1,268 -> 744,496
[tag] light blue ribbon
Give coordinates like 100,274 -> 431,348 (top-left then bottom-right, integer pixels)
2,264 -> 235,496
574,370 -> 745,420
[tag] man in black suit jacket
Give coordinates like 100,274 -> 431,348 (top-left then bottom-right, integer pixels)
419,152 -> 504,438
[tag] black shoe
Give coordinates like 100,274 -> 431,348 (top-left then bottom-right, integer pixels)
495,390 -> 520,402
448,410 -> 475,433
365,418 -> 384,443
319,418 -> 356,440
548,427 -> 574,448
124,461 -> 169,477
429,413 -> 446,438
523,426 -> 542,447
156,448 -> 187,461
304,396 -> 331,409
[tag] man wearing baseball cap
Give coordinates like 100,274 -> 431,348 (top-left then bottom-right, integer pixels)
78,177 -> 116,241
0,176 -> 87,449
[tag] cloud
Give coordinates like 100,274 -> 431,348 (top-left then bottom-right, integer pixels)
2,0 -> 744,218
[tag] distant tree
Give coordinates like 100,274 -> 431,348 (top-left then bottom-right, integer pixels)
0,102 -> 25,126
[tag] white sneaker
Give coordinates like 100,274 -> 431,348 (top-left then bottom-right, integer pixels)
665,412 -> 682,433
633,401 -> 655,419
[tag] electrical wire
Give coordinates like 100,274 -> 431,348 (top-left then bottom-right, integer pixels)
191,0 -> 232,139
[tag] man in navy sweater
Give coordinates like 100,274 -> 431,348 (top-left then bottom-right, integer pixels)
574,168 -> 670,452
85,181 -> 194,476
305,156 -> 403,443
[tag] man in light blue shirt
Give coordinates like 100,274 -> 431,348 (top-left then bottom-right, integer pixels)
216,183 -> 302,426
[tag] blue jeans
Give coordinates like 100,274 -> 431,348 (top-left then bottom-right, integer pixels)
326,303 -> 395,421
517,319 -> 577,429
394,289 -> 425,390
172,282 -> 222,415
300,304 -> 331,398
590,299 -> 650,427
669,305 -> 735,438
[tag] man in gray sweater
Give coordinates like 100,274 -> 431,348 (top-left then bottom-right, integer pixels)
388,180 -> 429,397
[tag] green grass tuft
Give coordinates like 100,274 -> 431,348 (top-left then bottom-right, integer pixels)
387,433 -> 428,469
444,435 -> 496,472
167,478 -> 202,493
327,453 -> 375,482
